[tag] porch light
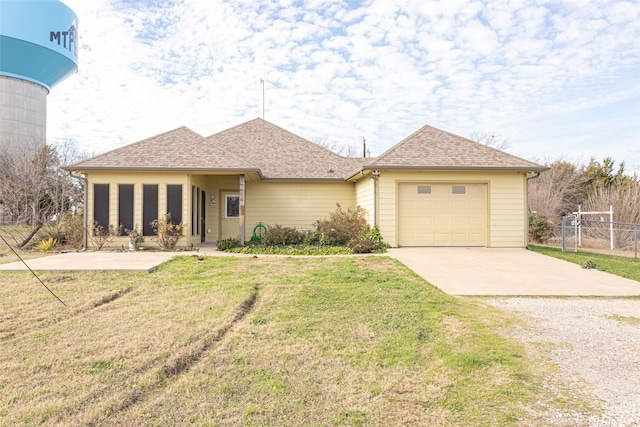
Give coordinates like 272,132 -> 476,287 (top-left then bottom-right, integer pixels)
210,195 -> 216,206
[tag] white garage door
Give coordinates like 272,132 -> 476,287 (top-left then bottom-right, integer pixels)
398,183 -> 486,246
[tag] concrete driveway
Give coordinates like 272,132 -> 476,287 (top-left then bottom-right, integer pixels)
388,247 -> 640,296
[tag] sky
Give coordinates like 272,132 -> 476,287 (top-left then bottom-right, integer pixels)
47,0 -> 640,173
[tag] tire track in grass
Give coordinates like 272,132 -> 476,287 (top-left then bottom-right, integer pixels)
160,283 -> 259,378
91,286 -> 132,308
0,286 -> 133,343
86,283 -> 261,426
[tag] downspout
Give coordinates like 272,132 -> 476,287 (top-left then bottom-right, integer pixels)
525,172 -> 541,249
83,175 -> 87,250
70,172 -> 88,251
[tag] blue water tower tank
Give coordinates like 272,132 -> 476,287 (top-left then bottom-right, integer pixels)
0,0 -> 78,153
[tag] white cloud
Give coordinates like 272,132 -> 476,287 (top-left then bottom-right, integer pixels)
46,0 -> 640,172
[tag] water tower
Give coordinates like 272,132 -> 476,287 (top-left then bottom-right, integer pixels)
0,0 -> 78,154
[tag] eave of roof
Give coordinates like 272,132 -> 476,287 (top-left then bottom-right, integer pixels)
344,164 -> 549,181
63,166 -> 263,174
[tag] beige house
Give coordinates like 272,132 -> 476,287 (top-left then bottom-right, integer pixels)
66,118 -> 546,249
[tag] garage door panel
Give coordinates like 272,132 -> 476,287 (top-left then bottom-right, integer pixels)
417,217 -> 434,227
469,218 -> 484,227
417,234 -> 435,245
452,233 -> 470,243
399,183 -> 486,247
451,200 -> 468,210
434,233 -> 450,244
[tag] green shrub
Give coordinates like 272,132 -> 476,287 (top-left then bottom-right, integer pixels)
228,244 -> 352,256
346,238 -> 377,253
313,205 -> 369,246
126,224 -> 144,250
217,237 -> 241,251
217,206 -> 389,255
261,225 -> 305,246
529,215 -> 554,243
363,226 -> 388,249
346,226 -> 389,254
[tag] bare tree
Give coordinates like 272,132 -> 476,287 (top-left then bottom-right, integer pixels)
45,139 -> 85,217
584,182 -> 640,225
0,140 -> 86,247
529,155 -> 639,223
469,131 -> 512,151
311,136 -> 366,157
0,146 -> 48,224
528,157 -> 585,220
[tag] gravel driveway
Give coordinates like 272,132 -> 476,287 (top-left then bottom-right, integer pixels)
484,298 -> 640,426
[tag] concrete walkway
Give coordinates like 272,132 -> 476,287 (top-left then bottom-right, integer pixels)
0,251 -> 178,273
388,247 -> 640,296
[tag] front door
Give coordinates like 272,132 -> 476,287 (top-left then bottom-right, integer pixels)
219,191 -> 240,240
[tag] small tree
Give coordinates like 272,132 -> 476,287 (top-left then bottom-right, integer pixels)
151,213 -> 184,250
88,220 -> 116,250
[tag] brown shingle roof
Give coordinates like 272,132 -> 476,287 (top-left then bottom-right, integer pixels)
364,124 -> 546,171
204,118 -> 355,179
67,119 -> 356,180
66,120 -> 546,178
65,126 -> 251,171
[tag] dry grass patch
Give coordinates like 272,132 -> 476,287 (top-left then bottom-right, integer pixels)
1,256 -> 576,426
605,314 -> 640,325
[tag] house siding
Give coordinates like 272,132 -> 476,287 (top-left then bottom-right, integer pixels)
84,169 -> 527,249
373,170 -> 527,247
355,177 -> 375,226
244,181 -> 356,239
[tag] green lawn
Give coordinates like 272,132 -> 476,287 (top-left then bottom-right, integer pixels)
529,244 -> 640,282
0,255 -> 584,425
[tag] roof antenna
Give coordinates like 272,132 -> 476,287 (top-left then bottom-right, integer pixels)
363,137 -> 366,158
260,78 -> 265,120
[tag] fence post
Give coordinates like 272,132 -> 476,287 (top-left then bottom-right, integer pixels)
635,224 -> 638,259
610,205 -> 614,250
577,206 -> 582,246
562,216 -> 566,252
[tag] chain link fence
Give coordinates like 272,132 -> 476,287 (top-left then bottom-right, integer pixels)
555,218 -> 640,258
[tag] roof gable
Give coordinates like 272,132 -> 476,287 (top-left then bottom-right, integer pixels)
204,118 -> 355,179
366,125 -> 545,171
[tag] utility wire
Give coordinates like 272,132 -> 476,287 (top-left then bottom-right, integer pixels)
0,233 -> 66,307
